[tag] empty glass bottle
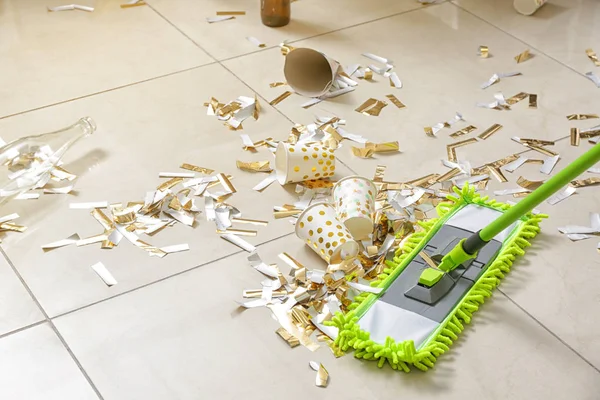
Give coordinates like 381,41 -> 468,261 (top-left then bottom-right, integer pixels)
0,116 -> 96,205
261,0 -> 291,27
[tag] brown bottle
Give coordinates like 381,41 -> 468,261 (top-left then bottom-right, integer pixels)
260,0 -> 290,27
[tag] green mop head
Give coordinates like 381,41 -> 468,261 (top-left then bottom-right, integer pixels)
326,185 -> 547,372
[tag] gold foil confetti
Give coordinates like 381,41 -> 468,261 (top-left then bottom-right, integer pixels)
514,49 -> 532,63
478,123 -> 503,140
529,94 -> 538,109
506,92 -> 529,105
236,160 -> 272,173
276,327 -> 300,348
373,165 -> 386,182
355,98 -> 387,116
120,0 -> 145,8
365,141 -> 400,153
273,209 -> 302,219
478,45 -> 489,58
157,177 -> 183,191
435,167 -> 461,183
351,147 -> 374,158
385,94 -> 406,109
230,217 -> 268,226
358,68 -> 373,80
309,361 -> 329,388
450,125 -> 477,138
571,128 -> 581,146
269,82 -> 287,88
406,173 -> 440,188
419,251 -> 438,269
216,11 -> 245,15
517,176 -> 544,191
269,91 -> 292,106
180,163 -> 214,174
517,138 -> 555,146
424,127 -> 435,137
566,114 -> 599,120
571,177 -> 600,187
217,228 -> 257,236
528,144 -> 558,157
449,138 -> 478,148
487,165 -> 508,182
586,48 -> 600,67
217,173 -> 236,194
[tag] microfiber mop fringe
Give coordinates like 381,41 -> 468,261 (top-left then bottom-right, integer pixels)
325,185 -> 547,372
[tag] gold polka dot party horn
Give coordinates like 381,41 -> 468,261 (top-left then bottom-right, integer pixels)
333,176 -> 378,240
295,202 -> 358,263
275,142 -> 336,184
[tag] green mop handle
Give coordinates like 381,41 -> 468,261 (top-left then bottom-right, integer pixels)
468,142 -> 600,251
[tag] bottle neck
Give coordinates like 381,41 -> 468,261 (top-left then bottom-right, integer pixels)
47,117 -> 96,159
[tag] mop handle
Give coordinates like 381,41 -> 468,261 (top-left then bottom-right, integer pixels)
477,141 -> 600,244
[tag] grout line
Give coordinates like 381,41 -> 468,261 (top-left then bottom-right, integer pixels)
498,289 -> 600,374
0,64 -> 215,121
450,2 -> 592,84
51,231 -> 296,320
0,247 -> 105,400
0,320 -> 46,341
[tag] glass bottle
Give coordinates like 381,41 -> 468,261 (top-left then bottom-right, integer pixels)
261,0 -> 291,27
0,116 -> 96,205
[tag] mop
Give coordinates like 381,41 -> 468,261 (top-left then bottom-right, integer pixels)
328,142 -> 600,372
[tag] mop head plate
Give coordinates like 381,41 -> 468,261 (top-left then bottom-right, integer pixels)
326,185 -> 547,372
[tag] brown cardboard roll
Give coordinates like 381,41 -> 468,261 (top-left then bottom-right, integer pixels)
514,0 -> 547,15
284,48 -> 341,97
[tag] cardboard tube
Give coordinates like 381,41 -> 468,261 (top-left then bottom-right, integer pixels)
284,48 -> 341,97
514,0 -> 547,15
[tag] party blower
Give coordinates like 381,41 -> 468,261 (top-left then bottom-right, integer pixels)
328,142 -> 600,372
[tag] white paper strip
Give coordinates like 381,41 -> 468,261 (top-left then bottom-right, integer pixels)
585,71 -> 600,88
503,156 -> 528,173
246,36 -> 265,47
347,281 -> 383,294
253,173 -> 277,191
42,233 -> 81,251
300,98 -> 323,108
588,167 -> 600,174
47,4 -> 94,12
547,186 -> 576,205
221,233 -> 256,252
389,72 -> 402,88
13,192 -> 39,200
91,262 -> 117,286
160,244 -> 190,254
454,174 -> 489,187
321,86 -> 355,99
362,52 -> 393,65
76,235 -> 107,247
159,172 -> 195,178
236,298 -> 269,308
493,188 -> 528,196
0,213 -> 19,224
540,155 -> 560,175
481,73 -> 499,89
43,185 -> 74,194
206,15 -> 234,23
70,201 -> 108,209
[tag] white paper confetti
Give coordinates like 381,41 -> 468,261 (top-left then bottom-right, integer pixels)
91,262 -> 117,286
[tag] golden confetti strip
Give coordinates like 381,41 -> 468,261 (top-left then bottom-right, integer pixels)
478,45 -> 489,58
566,114 -> 599,120
435,167 -> 461,183
529,94 -> 538,109
217,228 -> 257,236
514,49 -> 531,63
528,144 -> 557,157
571,128 -> 580,146
586,48 -> 600,66
230,217 -> 268,226
0,222 -> 26,233
506,92 -> 529,105
274,209 -> 301,219
276,328 -> 300,348
517,176 -> 544,191
269,91 -> 292,106
269,82 -> 287,88
373,165 -> 386,182
385,94 -> 406,109
419,251 -> 438,269
216,11 -> 245,15
571,177 -> 600,187
478,123 -> 503,140
351,147 -> 374,158
279,42 -> 295,56
365,141 -> 400,153
424,127 -> 435,137
236,160 -> 272,173
476,179 -> 489,191
406,173 -> 439,188
355,98 -> 387,116
487,165 -> 508,182
518,138 -> 555,146
157,177 -> 183,191
450,125 -> 477,138
120,1 -> 146,8
217,173 -> 236,194
449,138 -> 478,148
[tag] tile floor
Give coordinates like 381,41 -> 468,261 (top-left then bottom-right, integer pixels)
0,0 -> 599,398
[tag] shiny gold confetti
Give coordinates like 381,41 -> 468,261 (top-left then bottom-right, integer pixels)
586,48 -> 600,67
373,165 -> 386,182
424,127 -> 435,138
514,49 -> 532,63
269,82 -> 287,88
450,125 -> 477,138
230,217 -> 268,226
236,160 -> 272,173
506,92 -> 529,105
529,94 -> 538,109
517,176 -> 544,191
216,11 -> 245,15
478,123 -> 503,140
269,91 -> 292,106
351,147 -> 374,158
276,327 -> 300,348
571,177 -> 600,187
566,114 -> 599,120
419,251 -> 438,269
487,165 -> 508,182
120,1 -> 146,8
385,94 -> 406,109
571,127 -> 580,146
217,228 -> 257,236
435,167 -> 461,183
527,144 -> 557,157
355,98 -> 387,116
365,141 -> 400,153
180,163 -> 214,174
518,138 -> 555,146
280,42 -> 295,56
478,45 -> 489,58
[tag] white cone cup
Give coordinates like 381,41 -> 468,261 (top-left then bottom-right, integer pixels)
295,202 -> 359,263
513,0 -> 547,15
275,142 -> 336,184
333,176 -> 378,240
284,48 -> 342,97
